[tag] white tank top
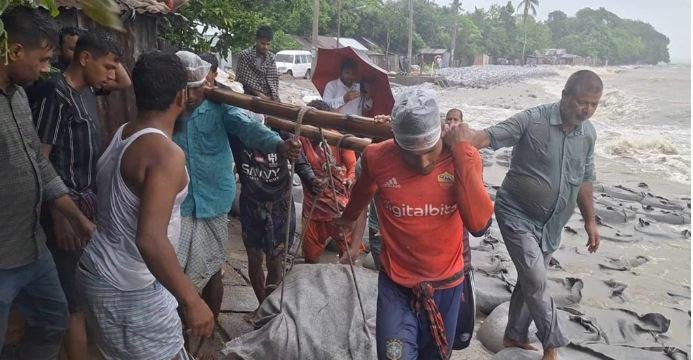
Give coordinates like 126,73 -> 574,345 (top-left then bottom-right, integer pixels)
82,125 -> 188,291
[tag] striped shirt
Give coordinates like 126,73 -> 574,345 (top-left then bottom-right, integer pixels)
0,85 -> 69,269
30,74 -> 101,192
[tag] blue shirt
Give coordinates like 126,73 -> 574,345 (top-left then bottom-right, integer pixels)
174,100 -> 282,218
485,102 -> 596,253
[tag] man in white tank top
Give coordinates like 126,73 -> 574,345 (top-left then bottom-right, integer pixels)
77,52 -> 214,360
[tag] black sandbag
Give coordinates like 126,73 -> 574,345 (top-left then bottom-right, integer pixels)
491,346 -> 604,360
603,279 -> 629,302
599,228 -> 643,243
642,194 -> 687,211
595,204 -> 637,223
634,218 -> 678,238
599,256 -> 649,271
595,184 -> 646,202
222,264 -> 377,359
474,251 -> 516,314
475,275 -> 512,315
571,343 -> 690,360
562,306 -> 675,347
639,210 -> 691,225
548,277 -> 584,307
478,302 -> 539,353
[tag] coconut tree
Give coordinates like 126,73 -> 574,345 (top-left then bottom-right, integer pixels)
518,0 -> 538,64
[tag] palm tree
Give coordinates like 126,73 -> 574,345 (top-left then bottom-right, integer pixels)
450,0 -> 461,65
518,0 -> 539,65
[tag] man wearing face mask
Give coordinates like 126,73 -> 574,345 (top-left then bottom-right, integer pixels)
172,51 -> 301,359
457,70 -> 603,360
29,32 -> 124,360
335,89 -> 493,360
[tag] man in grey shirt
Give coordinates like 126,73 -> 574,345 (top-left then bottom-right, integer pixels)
0,7 -> 95,358
458,70 -> 603,360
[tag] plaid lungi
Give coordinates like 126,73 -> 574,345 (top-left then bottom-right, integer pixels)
76,265 -> 185,360
176,216 -> 231,291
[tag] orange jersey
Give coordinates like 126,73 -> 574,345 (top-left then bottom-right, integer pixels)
300,138 -> 357,221
342,140 -> 493,288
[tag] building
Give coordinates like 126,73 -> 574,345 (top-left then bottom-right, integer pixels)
289,35 -> 398,70
473,54 -> 490,66
418,48 -> 450,68
358,37 -> 398,72
527,48 -> 585,66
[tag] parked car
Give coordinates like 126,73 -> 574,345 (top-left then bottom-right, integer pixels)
275,50 -> 313,79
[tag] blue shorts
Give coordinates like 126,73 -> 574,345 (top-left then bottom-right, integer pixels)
452,270 -> 476,350
376,272 -> 464,360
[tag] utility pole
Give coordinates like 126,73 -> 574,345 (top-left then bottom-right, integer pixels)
336,0 -> 342,48
407,0 -> 413,69
311,0 -> 319,70
449,0 -> 459,67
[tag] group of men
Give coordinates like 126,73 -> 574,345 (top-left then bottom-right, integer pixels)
0,6 -> 605,360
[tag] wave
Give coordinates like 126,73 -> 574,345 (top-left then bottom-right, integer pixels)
605,138 -> 681,157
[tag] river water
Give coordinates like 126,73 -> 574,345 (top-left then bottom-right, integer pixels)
430,64 -> 691,197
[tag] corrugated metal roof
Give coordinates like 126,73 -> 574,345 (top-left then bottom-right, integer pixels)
315,36 -> 336,49
337,38 -> 368,51
55,0 -> 173,14
315,36 -> 369,51
419,48 -> 447,55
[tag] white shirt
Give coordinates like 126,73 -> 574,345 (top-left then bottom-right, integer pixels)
322,78 -> 372,116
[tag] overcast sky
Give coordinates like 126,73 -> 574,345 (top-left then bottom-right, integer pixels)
432,0 -> 691,63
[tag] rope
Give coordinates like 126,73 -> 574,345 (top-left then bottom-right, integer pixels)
335,133 -> 355,150
279,106 -> 312,313
318,128 -> 369,331
276,109 -> 368,335
286,186 -> 325,274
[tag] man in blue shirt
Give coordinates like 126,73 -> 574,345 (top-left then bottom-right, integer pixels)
172,51 -> 300,358
459,70 -> 602,360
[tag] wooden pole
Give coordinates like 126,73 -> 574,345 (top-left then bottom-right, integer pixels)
205,88 -> 393,140
264,116 -> 371,152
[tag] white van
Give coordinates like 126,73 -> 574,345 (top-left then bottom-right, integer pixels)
275,50 -> 313,79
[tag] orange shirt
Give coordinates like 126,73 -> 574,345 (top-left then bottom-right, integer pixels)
342,140 -> 493,288
300,138 -> 357,222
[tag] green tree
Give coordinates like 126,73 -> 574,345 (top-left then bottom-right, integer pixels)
517,0 -> 538,63
453,15 -> 484,64
552,7 -> 669,65
516,18 -> 551,58
160,0 -> 265,58
546,10 -> 567,43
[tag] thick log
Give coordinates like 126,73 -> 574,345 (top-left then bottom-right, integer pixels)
205,88 -> 393,140
265,116 -> 371,152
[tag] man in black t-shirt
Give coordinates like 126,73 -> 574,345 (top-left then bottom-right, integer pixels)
229,116 -> 322,321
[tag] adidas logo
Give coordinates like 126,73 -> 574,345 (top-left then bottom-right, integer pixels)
383,177 -> 400,188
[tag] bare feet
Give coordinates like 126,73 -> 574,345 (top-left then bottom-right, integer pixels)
194,337 -> 219,360
503,337 -> 539,351
243,309 -> 258,324
542,347 -> 559,360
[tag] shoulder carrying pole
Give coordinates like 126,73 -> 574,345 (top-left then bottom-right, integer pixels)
205,88 -> 393,141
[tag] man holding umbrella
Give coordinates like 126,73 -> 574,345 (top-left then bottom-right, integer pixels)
322,59 -> 372,116
313,47 -> 394,118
